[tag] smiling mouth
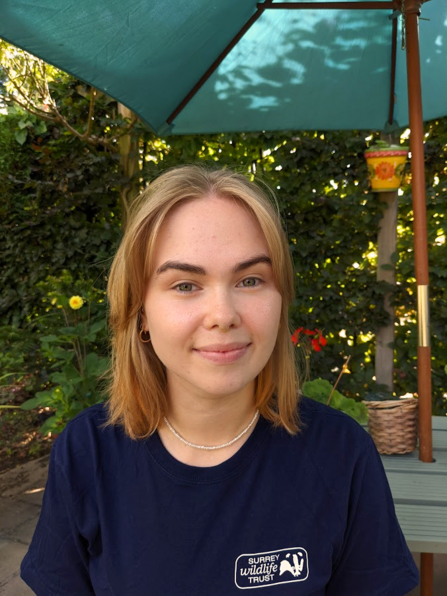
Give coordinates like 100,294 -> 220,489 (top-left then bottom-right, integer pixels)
194,344 -> 250,364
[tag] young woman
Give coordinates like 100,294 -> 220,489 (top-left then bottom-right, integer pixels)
22,166 -> 418,594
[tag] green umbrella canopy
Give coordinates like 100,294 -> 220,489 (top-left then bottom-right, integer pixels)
0,0 -> 445,135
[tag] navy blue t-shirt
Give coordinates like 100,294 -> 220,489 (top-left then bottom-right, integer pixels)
21,397 -> 418,595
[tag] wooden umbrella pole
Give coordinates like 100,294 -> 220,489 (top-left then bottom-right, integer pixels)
404,2 -> 433,593
404,0 -> 433,464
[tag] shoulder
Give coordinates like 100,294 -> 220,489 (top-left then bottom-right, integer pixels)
271,396 -> 378,495
53,402 -> 111,450
51,403 -> 135,478
265,396 -> 375,485
277,398 -> 390,528
65,402 -> 110,430
297,395 -> 372,453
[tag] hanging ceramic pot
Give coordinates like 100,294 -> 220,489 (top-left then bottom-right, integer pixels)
364,140 -> 409,192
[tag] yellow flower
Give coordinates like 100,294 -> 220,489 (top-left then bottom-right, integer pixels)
69,295 -> 84,310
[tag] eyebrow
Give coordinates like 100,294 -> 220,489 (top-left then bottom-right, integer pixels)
155,255 -> 272,277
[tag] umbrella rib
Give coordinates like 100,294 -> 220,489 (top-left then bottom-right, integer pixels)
388,15 -> 398,125
265,2 -> 395,8
166,1 -> 273,125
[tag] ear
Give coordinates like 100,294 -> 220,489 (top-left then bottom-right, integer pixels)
139,307 -> 149,332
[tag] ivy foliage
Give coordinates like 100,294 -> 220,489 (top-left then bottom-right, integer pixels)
1,74 -> 446,415
0,79 -> 124,327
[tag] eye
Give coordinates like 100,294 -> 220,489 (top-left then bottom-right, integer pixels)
174,282 -> 196,293
239,277 -> 261,288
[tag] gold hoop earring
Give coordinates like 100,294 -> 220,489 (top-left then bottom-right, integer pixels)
139,329 -> 151,343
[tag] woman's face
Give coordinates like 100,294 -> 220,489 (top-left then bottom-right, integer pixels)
142,193 -> 282,404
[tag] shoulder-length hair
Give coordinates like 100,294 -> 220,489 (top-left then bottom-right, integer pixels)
106,165 -> 300,438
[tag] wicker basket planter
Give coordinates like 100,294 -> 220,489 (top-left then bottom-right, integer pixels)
364,398 -> 418,455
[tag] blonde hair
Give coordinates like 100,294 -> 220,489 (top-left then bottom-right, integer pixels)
106,165 -> 300,438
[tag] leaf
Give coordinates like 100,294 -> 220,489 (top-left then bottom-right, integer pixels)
390,251 -> 399,265
303,378 -> 368,422
85,352 -> 99,367
84,352 -> 103,376
15,129 -> 28,145
52,347 -> 74,361
40,335 -> 59,343
89,319 -> 106,334
60,383 -> 76,399
34,121 -> 47,135
74,322 -> 88,335
59,326 -> 76,334
20,392 -> 52,410
94,356 -> 110,376
39,415 -> 61,435
302,378 -> 333,401
50,372 -> 70,384
331,392 -> 343,408
62,362 -> 82,380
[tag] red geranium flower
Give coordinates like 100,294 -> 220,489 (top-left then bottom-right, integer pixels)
291,327 -> 327,352
311,338 -> 322,352
291,327 -> 303,346
315,329 -> 327,347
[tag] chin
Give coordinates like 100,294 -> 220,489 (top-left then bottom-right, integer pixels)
204,381 -> 255,400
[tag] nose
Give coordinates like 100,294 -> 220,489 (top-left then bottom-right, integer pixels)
203,288 -> 241,332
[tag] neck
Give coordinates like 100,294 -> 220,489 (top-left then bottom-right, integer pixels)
158,383 -> 258,466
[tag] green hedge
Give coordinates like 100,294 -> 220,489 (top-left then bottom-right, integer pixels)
1,77 -> 446,414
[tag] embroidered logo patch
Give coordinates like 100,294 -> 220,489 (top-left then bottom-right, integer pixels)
235,547 -> 309,589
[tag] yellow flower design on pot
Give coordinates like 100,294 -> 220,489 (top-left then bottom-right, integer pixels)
375,161 -> 395,181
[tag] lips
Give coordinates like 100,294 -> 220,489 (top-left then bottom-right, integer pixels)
194,342 -> 250,364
